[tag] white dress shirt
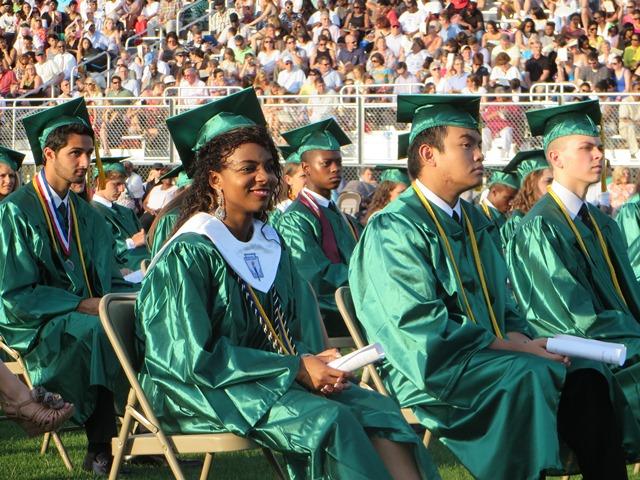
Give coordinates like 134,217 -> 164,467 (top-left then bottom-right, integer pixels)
415,179 -> 462,219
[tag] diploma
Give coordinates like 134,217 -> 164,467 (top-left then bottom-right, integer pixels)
124,270 -> 144,284
546,335 -> 627,366
328,343 -> 385,372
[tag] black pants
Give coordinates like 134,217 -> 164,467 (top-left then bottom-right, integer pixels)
557,369 -> 628,480
84,386 -> 117,455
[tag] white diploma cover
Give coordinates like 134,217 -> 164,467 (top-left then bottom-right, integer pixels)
546,335 -> 627,366
328,343 -> 386,372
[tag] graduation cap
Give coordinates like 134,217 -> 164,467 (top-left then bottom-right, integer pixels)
487,170 -> 520,190
280,118 -> 351,159
503,149 -> 548,181
159,164 -> 193,188
377,166 -> 410,185
397,94 -> 481,146
278,145 -> 301,164
526,99 -> 601,151
0,146 -> 25,171
22,97 -> 92,166
92,156 -> 128,178
166,87 -> 266,175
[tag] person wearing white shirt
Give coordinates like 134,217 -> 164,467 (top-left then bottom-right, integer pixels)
306,2 -> 340,27
489,52 -> 520,87
179,67 -> 207,105
393,62 -> 420,94
444,57 -> 469,93
398,0 -> 426,36
385,28 -> 412,58
84,23 -> 110,51
34,49 -> 63,85
277,56 -> 306,93
53,40 -> 77,81
404,40 -> 429,75
318,58 -> 342,91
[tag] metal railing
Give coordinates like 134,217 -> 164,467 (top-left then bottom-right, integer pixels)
176,0 -> 211,36
2,91 -> 639,168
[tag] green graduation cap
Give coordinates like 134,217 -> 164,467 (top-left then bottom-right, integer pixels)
378,166 -> 410,185
487,170 -> 520,190
526,99 -> 601,151
92,156 -> 128,178
280,118 -> 351,159
503,149 -> 548,181
159,164 -> 192,188
397,132 -> 410,160
397,94 -> 481,146
166,87 -> 266,174
278,145 -> 301,164
22,97 -> 92,166
0,146 -> 25,171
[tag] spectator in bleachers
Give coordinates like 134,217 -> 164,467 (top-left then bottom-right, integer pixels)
18,63 -> 43,98
444,54 -> 469,92
0,59 -> 16,95
257,35 -> 280,78
158,0 -> 179,32
318,55 -> 342,90
178,66 -> 206,104
524,37 -> 553,86
624,32 -> 640,68
611,54 -> 632,91
369,35 -> 396,68
491,33 -> 521,66
277,53 -> 306,92
34,47 -> 62,86
619,79 -> 640,159
489,51 -> 520,87
482,19 -> 502,47
403,37 -> 428,74
515,17 -> 536,50
53,40 -> 76,81
576,50 -> 613,86
0,35 -> 16,69
393,61 -> 420,93
209,0 -> 233,37
482,86 -> 515,158
337,32 -> 366,68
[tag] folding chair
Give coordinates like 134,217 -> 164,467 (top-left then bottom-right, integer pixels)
334,286 -> 432,447
336,191 -> 361,217
0,336 -> 73,471
98,293 -> 287,480
139,259 -> 150,276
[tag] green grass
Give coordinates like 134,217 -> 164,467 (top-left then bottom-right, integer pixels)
1,421 -> 640,479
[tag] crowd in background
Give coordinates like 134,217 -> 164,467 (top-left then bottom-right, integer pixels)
3,0 -> 640,157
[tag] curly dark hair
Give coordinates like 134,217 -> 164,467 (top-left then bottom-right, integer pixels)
173,125 -> 282,233
364,180 -> 401,223
44,123 -> 94,153
510,169 -> 544,214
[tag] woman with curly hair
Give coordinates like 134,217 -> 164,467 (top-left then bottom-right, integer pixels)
500,150 -> 552,247
363,169 -> 409,223
136,88 -> 439,480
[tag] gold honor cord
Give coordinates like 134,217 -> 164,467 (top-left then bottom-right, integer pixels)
33,185 -> 95,297
547,187 -> 627,306
412,184 -> 503,339
480,200 -> 492,220
246,284 -> 296,355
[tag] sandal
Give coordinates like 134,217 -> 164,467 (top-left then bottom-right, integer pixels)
1,387 -> 75,437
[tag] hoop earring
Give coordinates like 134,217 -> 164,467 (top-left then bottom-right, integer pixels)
214,188 -> 226,221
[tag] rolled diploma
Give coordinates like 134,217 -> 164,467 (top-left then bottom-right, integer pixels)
328,343 -> 385,372
546,334 -> 627,366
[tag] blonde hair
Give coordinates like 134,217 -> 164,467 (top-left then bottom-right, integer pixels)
612,166 -> 630,185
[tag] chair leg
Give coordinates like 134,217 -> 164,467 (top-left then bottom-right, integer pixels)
199,453 -> 214,480
40,432 -> 51,455
634,463 -> 640,475
261,447 -> 287,480
422,429 -> 432,448
51,432 -> 73,471
110,391 -> 137,480
560,476 -> 570,480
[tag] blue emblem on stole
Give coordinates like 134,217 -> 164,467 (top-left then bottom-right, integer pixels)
244,253 -> 264,279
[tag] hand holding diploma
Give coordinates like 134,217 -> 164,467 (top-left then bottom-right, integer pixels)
546,335 -> 627,366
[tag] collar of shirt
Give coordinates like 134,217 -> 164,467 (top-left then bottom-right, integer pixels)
551,180 -> 584,220
415,179 -> 462,219
92,193 -> 113,208
40,171 -> 69,209
303,187 -> 331,208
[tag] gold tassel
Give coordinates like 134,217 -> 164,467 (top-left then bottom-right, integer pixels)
94,138 -> 106,190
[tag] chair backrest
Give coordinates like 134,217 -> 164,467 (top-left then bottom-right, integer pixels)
140,259 -> 150,276
337,191 -> 361,217
98,293 -> 162,427
335,286 -> 389,395
0,336 -> 31,384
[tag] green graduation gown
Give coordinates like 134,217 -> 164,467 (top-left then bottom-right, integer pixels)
135,224 -> 439,480
499,209 -> 523,247
348,188 -> 639,480
475,201 -> 506,250
507,194 -> 640,423
91,199 -> 149,270
0,183 -> 130,422
616,200 -> 640,282
149,207 -> 179,258
275,197 -> 361,337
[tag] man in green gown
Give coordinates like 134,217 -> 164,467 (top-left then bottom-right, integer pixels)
616,199 -> 640,283
499,149 -> 550,247
0,98 -> 130,474
137,88 -> 440,479
148,164 -> 191,257
507,99 -> 640,428
90,156 -> 149,271
349,94 -> 640,480
275,119 -> 361,337
476,170 -> 519,248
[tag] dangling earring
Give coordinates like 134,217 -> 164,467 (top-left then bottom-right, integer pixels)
214,188 -> 226,220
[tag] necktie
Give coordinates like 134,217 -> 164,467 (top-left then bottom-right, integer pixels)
328,201 -> 340,214
452,210 -> 461,224
578,203 -> 593,231
57,202 -> 69,231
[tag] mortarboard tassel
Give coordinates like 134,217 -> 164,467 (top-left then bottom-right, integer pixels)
93,138 -> 106,190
